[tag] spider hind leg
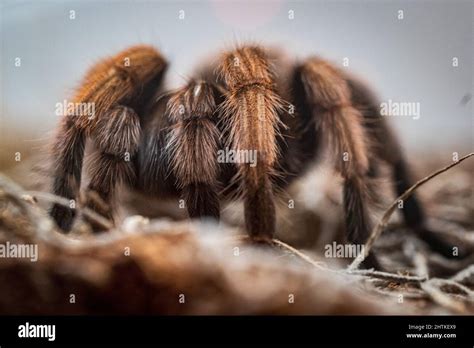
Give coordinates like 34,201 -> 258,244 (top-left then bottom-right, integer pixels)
349,76 -> 462,260
295,57 -> 381,269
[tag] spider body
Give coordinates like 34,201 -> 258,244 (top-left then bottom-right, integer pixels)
50,44 -> 453,269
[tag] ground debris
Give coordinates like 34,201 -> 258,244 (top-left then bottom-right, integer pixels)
0,154 -> 473,315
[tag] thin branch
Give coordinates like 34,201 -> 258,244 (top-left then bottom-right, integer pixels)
271,239 -> 428,284
271,238 -> 329,271
421,280 -> 467,313
347,269 -> 427,283
431,278 -> 474,298
348,152 -> 474,271
403,239 -> 429,278
26,190 -> 113,231
0,174 -> 57,243
450,265 -> 474,284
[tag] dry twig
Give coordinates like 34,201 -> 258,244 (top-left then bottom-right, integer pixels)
349,152 -> 474,270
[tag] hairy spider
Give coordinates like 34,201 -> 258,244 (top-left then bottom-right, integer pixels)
49,44 -> 454,269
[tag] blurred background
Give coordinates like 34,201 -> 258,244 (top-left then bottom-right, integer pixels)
0,0 -> 472,172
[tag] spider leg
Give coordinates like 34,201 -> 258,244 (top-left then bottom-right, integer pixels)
296,58 -> 381,269
218,46 -> 283,241
83,105 -> 141,229
387,137 -> 462,257
50,117 -> 86,231
49,45 -> 167,231
348,78 -> 463,259
165,80 -> 221,219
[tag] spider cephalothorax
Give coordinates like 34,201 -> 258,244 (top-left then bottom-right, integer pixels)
49,44 -> 453,269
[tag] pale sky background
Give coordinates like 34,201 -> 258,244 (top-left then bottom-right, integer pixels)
1,0 -> 472,161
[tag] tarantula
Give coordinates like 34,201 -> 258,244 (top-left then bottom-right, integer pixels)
49,44 -> 454,269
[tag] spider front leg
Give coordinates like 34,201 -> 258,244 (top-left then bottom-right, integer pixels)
49,45 -> 167,231
50,117 -> 86,231
166,80 -> 221,220
296,58 -> 381,269
83,105 -> 140,229
218,46 -> 282,241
